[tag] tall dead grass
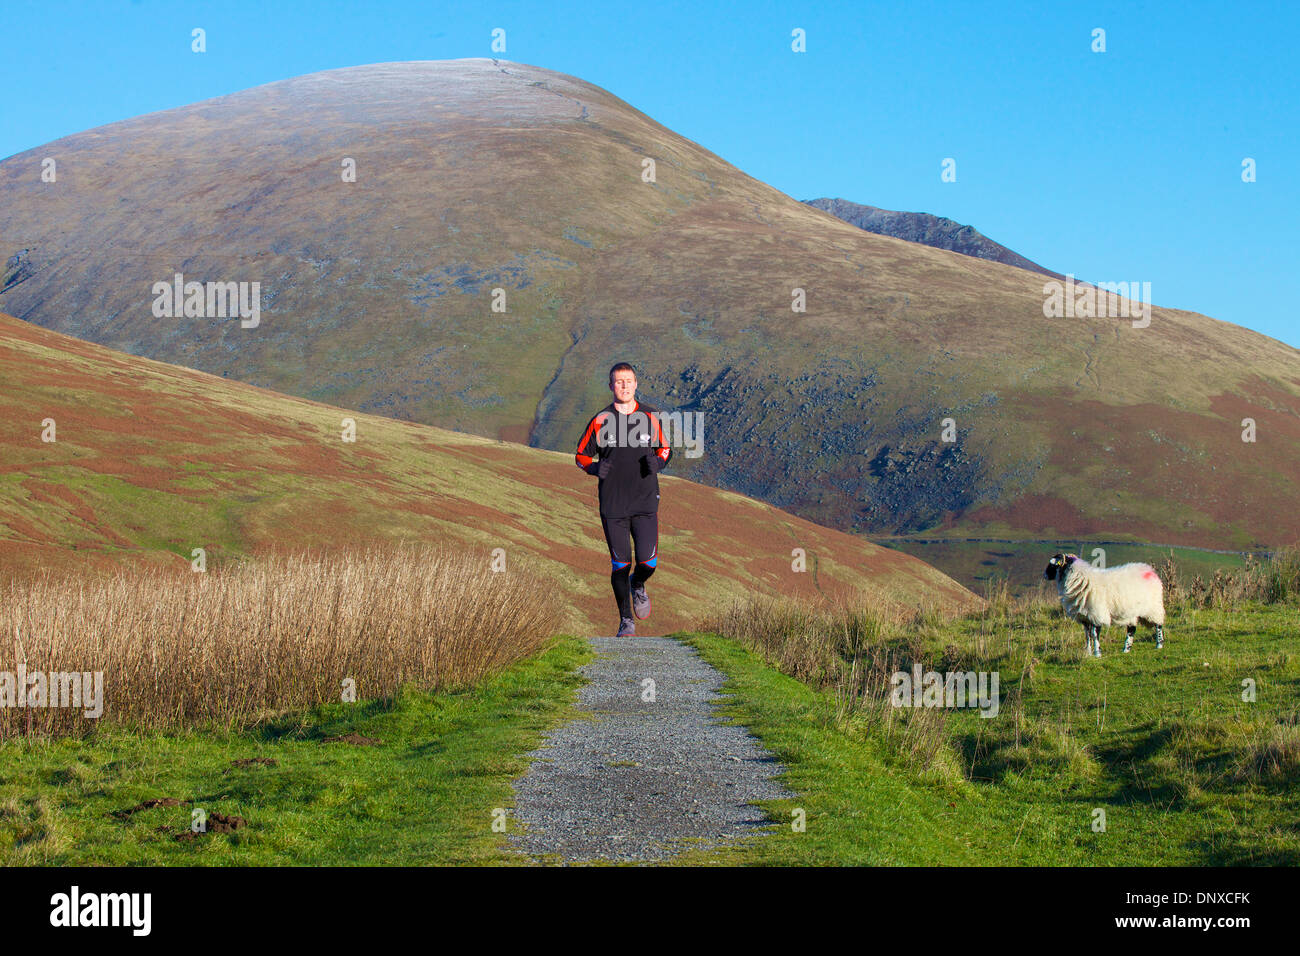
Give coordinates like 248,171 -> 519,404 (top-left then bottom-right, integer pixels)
0,546 -> 562,739
1157,546 -> 1300,611
702,592 -> 977,779
704,592 -> 912,702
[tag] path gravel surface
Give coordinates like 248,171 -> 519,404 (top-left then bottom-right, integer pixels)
507,635 -> 796,864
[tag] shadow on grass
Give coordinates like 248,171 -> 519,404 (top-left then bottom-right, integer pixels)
250,695 -> 400,744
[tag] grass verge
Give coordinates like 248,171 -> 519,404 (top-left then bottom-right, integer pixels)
0,635 -> 592,865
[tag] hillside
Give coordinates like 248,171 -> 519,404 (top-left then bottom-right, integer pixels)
0,311 -> 978,629
801,197 -> 1062,278
2,59 -> 1298,557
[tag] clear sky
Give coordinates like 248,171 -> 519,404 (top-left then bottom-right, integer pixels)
4,0 -> 1297,347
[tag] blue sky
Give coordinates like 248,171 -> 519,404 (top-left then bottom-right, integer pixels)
3,0 -> 1297,346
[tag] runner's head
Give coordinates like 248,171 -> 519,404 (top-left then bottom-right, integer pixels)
609,363 -> 637,404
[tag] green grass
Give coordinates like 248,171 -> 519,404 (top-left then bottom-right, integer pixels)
0,635 -> 593,865
669,600 -> 1300,865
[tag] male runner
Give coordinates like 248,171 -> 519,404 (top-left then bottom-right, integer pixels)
574,363 -> 672,637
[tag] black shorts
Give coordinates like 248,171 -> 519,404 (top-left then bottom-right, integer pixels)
600,513 -> 658,570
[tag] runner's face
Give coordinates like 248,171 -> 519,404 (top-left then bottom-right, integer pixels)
611,372 -> 636,403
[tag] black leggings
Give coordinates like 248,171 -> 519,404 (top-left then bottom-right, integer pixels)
600,512 -> 658,618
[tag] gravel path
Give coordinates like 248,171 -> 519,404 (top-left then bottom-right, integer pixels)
507,635 -> 796,864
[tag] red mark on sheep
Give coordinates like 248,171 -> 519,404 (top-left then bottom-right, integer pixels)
1143,570 -> 1157,580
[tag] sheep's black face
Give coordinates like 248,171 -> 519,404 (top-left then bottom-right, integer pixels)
1044,553 -> 1065,580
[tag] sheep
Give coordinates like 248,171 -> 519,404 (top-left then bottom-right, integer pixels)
1043,553 -> 1165,657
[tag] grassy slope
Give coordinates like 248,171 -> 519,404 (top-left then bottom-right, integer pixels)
673,602 -> 1300,866
0,311 -> 979,632
2,59 -> 1297,553
0,636 -> 592,865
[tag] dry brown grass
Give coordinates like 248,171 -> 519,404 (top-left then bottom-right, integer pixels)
702,592 -> 971,778
1157,546 -> 1300,611
0,546 -> 562,739
704,592 -> 909,704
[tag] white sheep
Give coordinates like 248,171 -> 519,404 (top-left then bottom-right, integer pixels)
1043,553 -> 1166,657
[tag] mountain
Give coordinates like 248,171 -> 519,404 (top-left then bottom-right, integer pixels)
2,59 -> 1297,563
0,310 -> 979,628
801,198 -> 1062,279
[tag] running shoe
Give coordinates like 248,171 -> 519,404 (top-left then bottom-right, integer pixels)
632,585 -> 651,620
616,617 -> 636,637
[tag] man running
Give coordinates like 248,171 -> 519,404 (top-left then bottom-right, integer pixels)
574,363 -> 672,637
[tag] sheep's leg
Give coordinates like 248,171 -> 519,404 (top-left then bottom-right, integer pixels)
1083,624 -> 1093,657
1154,624 -> 1164,649
1095,625 -> 1103,657
1124,625 -> 1135,653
